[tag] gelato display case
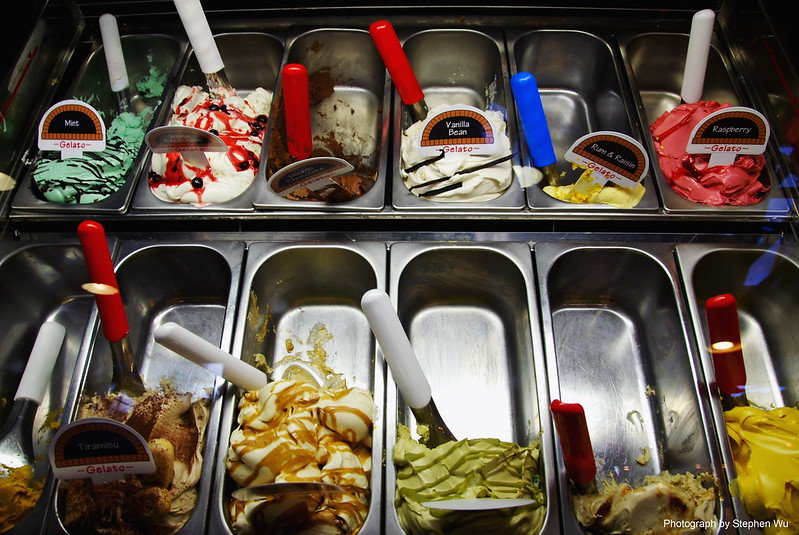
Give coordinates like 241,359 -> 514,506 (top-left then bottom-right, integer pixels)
1,1 -> 799,534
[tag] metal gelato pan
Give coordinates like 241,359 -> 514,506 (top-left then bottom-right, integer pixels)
390,28 -> 527,211
11,34 -> 185,216
0,240 -> 97,535
47,239 -> 244,535
618,28 -> 793,218
677,243 -> 799,532
534,243 -> 732,534
208,241 -> 386,534
508,29 -> 659,213
132,32 -> 284,213
253,28 -> 389,211
383,243 -> 558,535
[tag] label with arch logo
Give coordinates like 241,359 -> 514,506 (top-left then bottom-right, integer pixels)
38,99 -> 106,159
416,105 -> 500,157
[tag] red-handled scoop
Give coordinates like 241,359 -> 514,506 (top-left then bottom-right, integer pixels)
369,20 -> 428,121
281,63 -> 313,160
551,399 -> 597,492
78,220 -> 145,397
705,293 -> 748,405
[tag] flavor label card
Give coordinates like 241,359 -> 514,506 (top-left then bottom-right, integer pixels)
686,106 -> 770,167
416,105 -> 500,157
565,131 -> 649,190
38,99 -> 106,159
145,125 -> 228,168
269,156 -> 354,199
49,418 -> 155,484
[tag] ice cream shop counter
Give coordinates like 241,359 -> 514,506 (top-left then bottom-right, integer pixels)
1,1 -> 799,534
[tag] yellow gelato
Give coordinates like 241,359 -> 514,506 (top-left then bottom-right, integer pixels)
393,424 -> 546,535
226,379 -> 374,534
544,173 -> 646,208
0,464 -> 43,532
725,405 -> 799,534
572,471 -> 718,534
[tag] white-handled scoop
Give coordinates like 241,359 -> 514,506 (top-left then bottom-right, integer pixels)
360,289 -> 455,447
99,13 -> 147,114
0,322 -> 66,480
681,9 -> 716,104
154,322 -> 266,391
172,0 -> 233,96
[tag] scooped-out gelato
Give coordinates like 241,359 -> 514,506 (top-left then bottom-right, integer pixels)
392,424 -> 545,535
61,391 -> 209,535
650,100 -> 769,206
400,104 -> 513,202
226,379 -> 374,534
148,85 -> 271,206
543,169 -> 646,208
572,471 -> 718,534
31,66 -> 166,204
724,405 -> 799,534
0,464 -> 44,532
266,67 -> 377,202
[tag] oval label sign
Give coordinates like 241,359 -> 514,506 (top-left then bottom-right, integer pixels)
417,105 -> 499,157
38,99 -> 106,158
49,417 -> 155,484
686,106 -> 770,167
268,156 -> 354,200
565,131 -> 649,189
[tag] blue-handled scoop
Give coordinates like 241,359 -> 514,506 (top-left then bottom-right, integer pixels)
511,72 -> 560,187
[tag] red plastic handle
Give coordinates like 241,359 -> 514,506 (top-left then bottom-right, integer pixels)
369,20 -> 425,106
77,220 -> 129,343
550,399 -> 596,485
281,63 -> 313,160
705,293 -> 746,396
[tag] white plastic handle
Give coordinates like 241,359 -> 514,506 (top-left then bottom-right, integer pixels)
172,0 -> 225,75
99,13 -> 130,92
16,322 -> 67,404
681,9 -> 716,104
154,322 -> 266,391
361,289 -> 432,409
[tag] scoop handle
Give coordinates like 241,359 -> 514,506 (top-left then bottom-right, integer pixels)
173,0 -> 225,75
705,293 -> 746,396
16,322 -> 67,404
77,220 -> 129,343
511,72 -> 557,168
680,9 -> 716,104
361,289 -> 432,409
99,14 -> 130,92
282,64 -> 313,160
154,322 -> 267,391
369,20 -> 424,106
550,399 -> 597,486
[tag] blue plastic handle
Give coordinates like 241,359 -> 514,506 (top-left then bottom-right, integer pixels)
511,72 -> 557,168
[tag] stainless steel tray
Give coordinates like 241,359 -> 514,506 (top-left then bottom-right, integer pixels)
382,242 -> 559,535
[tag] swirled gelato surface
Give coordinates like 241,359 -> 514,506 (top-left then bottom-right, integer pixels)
725,405 -> 799,534
148,85 -> 271,206
543,169 -> 646,208
393,424 -> 545,535
650,100 -> 769,206
572,471 -> 718,534
0,464 -> 43,532
61,391 -> 209,534
226,379 -> 374,534
400,105 -> 513,202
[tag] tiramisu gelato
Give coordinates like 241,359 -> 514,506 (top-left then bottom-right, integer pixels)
572,471 -> 718,534
61,391 -> 209,534
399,104 -> 513,202
226,379 -> 374,534
148,84 -> 271,205
266,67 -> 377,202
392,424 -> 546,535
650,100 -> 770,206
725,405 -> 799,533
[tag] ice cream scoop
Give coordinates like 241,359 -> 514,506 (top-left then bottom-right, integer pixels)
153,321 -> 266,391
681,9 -> 716,104
0,322 -> 66,531
78,220 -> 146,398
281,64 -> 313,160
511,71 -> 560,187
550,399 -> 598,493
704,293 -> 748,408
99,13 -> 146,114
172,0 -> 232,96
369,20 -> 427,122
360,288 -> 455,448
